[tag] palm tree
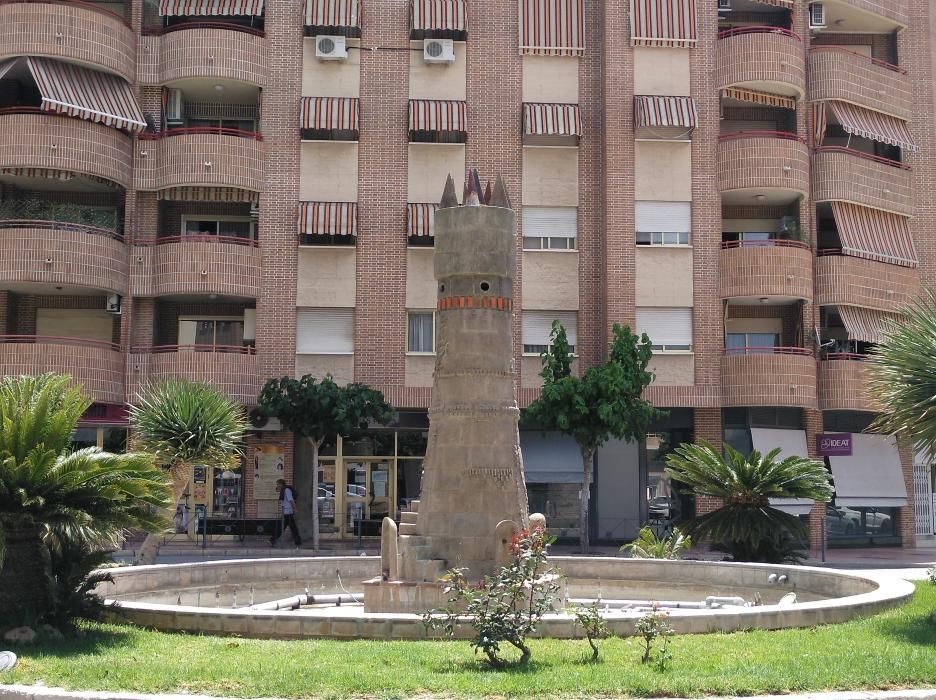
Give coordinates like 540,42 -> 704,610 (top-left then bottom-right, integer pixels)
867,289 -> 936,458
129,378 -> 247,563
664,441 -> 833,563
0,374 -> 171,625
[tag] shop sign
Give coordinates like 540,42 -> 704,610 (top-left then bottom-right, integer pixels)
817,433 -> 852,456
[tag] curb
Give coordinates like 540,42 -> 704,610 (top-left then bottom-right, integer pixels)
3,686 -> 936,700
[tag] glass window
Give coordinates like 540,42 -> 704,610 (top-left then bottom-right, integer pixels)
726,333 -> 779,353
635,231 -> 691,246
179,319 -> 246,348
71,427 -> 98,451
407,312 -> 435,353
102,427 -> 127,453
183,217 -> 254,240
522,236 -> 577,250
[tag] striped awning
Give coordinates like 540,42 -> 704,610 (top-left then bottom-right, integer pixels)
305,0 -> 359,27
408,203 -> 437,237
825,100 -> 918,152
634,96 -> 698,130
838,306 -> 900,345
412,0 -> 467,32
298,201 -> 358,236
722,87 -> 796,110
159,0 -> 264,16
519,0 -> 585,57
813,102 -> 828,146
409,99 -> 467,133
0,167 -> 118,187
831,201 -> 917,268
630,0 -> 697,48
523,103 -> 582,136
157,187 -> 259,203
300,97 -> 360,132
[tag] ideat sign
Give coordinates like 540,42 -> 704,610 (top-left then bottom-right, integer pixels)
817,433 -> 852,456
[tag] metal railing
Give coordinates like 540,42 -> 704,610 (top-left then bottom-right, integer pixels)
813,145 -> 910,170
138,127 -> 263,141
721,239 -> 809,250
133,344 -> 256,355
809,45 -> 905,75
724,346 -> 814,356
136,234 -> 258,248
719,130 -> 806,143
0,335 -> 121,352
142,20 -> 265,38
0,200 -> 123,239
718,26 -> 801,41
823,352 -> 869,361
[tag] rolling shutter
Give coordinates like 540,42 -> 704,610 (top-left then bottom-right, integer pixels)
522,207 -> 577,238
522,311 -> 578,347
296,308 -> 354,354
636,308 -> 692,348
635,201 -> 690,233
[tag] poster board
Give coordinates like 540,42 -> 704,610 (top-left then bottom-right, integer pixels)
252,444 -> 285,500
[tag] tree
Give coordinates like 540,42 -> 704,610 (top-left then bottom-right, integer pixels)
129,378 -> 247,563
256,375 -> 394,550
525,322 -> 664,552
867,289 -> 936,458
664,441 -> 834,563
0,374 -> 171,625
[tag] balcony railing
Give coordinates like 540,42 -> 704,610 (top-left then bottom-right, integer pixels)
139,127 -> 263,141
720,239 -> 808,250
138,235 -> 258,248
0,0 -> 129,25
718,130 -> 805,144
724,346 -> 814,356
717,26 -> 800,41
0,335 -> 120,351
824,352 -> 868,361
0,200 -> 123,241
134,344 -> 256,355
813,145 -> 909,171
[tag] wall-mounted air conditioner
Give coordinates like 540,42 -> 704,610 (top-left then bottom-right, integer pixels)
316,35 -> 348,61
423,38 -> 455,64
248,409 -> 282,432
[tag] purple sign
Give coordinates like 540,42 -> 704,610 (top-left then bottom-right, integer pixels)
817,433 -> 852,457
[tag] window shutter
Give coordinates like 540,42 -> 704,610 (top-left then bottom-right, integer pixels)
636,308 -> 692,347
522,207 -> 578,238
635,201 -> 691,233
296,308 -> 354,353
522,311 -> 578,346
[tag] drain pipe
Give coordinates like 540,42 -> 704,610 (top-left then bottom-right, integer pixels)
246,593 -> 358,611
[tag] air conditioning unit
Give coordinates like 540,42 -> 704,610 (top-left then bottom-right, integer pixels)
165,88 -> 183,124
809,2 -> 826,29
248,408 -> 282,432
717,0 -> 731,12
105,293 -> 121,315
315,35 -> 347,61
423,38 -> 455,64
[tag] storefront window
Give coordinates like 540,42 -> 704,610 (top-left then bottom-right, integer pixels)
71,427 -> 98,451
102,427 -> 128,452
528,483 -> 579,538
826,505 -> 897,541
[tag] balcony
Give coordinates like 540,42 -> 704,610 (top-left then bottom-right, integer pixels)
131,236 -> 260,298
819,354 -> 882,412
0,336 -> 124,404
719,240 -> 813,302
717,133 -> 809,203
809,47 -> 910,121
822,0 -> 907,30
812,147 -> 913,216
816,252 -> 920,312
130,345 -> 260,404
716,27 -> 805,100
135,128 -> 264,193
137,25 -> 268,86
0,0 -> 135,81
721,347 -> 817,408
0,112 -> 132,188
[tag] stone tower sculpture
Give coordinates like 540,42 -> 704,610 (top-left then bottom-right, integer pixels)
364,170 -> 529,613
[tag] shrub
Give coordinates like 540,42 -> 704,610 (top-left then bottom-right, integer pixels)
621,527 -> 692,559
634,606 -> 674,667
569,602 -> 610,661
423,528 -> 560,668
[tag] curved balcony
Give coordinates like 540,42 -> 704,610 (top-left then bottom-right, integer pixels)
826,0 -> 907,28
0,336 -> 124,404
816,252 -> 920,312
809,47 -> 910,120
135,129 -> 264,193
719,240 -> 813,302
717,132 -> 809,203
812,147 -> 913,216
130,345 -> 259,404
0,223 -> 127,294
716,27 -> 805,100
137,25 -> 268,86
131,236 -> 260,298
819,354 -> 882,412
0,0 -> 135,81
721,347 -> 817,408
0,112 -> 132,188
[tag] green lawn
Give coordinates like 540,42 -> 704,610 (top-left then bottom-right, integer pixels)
4,582 -> 936,699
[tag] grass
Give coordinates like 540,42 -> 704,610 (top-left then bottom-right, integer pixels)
4,582 -> 935,699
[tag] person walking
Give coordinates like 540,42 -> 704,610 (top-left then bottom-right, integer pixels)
272,479 -> 302,548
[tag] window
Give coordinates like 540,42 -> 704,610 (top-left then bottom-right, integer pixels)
721,231 -> 773,244
178,317 -> 246,348
635,201 -> 691,246
296,308 -> 354,354
407,311 -> 435,353
523,207 -> 577,250
182,216 -> 255,240
725,333 -> 780,354
635,307 -> 692,352
522,311 -> 577,354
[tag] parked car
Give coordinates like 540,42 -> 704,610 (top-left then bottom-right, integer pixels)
826,505 -> 860,536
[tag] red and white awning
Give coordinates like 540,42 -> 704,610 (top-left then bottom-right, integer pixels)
14,57 -> 145,133
831,201 -> 917,268
838,306 -> 900,345
305,0 -> 359,27
634,95 -> 698,130
298,201 -> 358,237
722,87 -> 796,110
519,0 -> 585,56
409,99 -> 467,133
824,100 -> 918,152
630,0 -> 697,48
408,203 -> 437,237
813,102 -> 828,146
300,97 -> 360,132
157,187 -> 259,203
411,0 -> 467,32
0,167 -> 117,187
159,0 -> 264,16
523,103 -> 582,136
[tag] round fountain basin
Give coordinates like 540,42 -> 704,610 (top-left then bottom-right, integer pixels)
96,556 -> 914,640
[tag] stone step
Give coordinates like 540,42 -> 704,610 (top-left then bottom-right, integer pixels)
398,522 -> 419,535
400,511 -> 419,524
407,499 -> 420,513
399,534 -> 427,547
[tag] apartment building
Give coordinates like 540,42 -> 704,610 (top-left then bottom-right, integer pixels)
0,0 -> 933,547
